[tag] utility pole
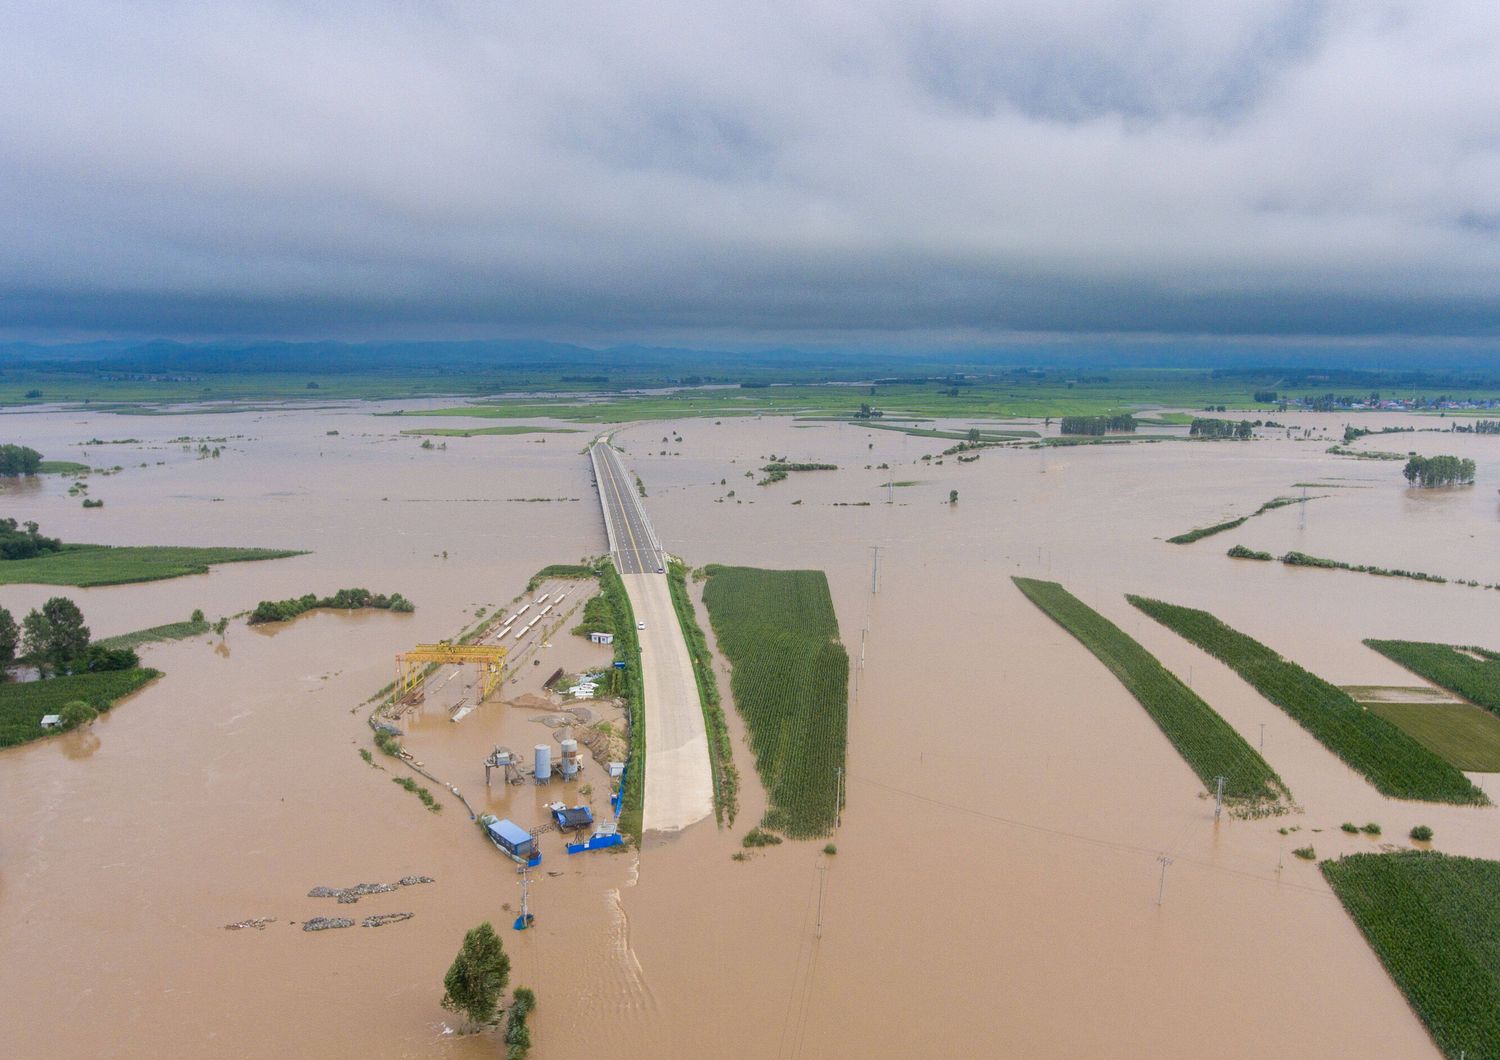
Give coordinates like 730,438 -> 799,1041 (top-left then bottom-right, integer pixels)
1156,854 -> 1174,906
1299,485 -> 1307,530
1214,776 -> 1227,821
869,545 -> 881,594
1259,723 -> 1265,751
815,864 -> 828,939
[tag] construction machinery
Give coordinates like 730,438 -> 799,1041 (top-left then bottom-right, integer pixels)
395,642 -> 507,708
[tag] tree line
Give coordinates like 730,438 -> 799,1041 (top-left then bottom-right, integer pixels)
0,597 -> 139,679
1,518 -> 65,560
1059,414 -> 1136,435
1189,417 -> 1254,440
1449,420 -> 1498,434
248,587 -> 414,624
1403,455 -> 1477,488
0,444 -> 44,476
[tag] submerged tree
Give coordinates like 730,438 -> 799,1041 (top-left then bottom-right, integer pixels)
22,597 -> 91,676
1403,455 -> 1477,488
441,922 -> 511,1029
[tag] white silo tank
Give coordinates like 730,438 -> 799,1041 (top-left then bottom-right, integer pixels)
560,739 -> 579,778
534,744 -> 551,782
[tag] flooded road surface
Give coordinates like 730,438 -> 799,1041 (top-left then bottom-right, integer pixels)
3,403 -> 1497,1056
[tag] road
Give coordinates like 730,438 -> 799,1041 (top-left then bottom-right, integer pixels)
590,441 -> 714,833
590,442 -> 662,575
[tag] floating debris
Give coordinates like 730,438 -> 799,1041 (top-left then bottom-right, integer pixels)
397,875 -> 434,887
303,917 -> 355,932
224,917 -> 276,931
362,912 -> 414,928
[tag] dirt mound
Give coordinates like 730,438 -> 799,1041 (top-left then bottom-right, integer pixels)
579,723 -> 628,766
509,692 -> 555,711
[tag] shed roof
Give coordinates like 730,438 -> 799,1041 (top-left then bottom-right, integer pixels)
487,818 -> 532,846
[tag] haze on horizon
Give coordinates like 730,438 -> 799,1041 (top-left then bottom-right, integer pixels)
4,1 -> 1500,349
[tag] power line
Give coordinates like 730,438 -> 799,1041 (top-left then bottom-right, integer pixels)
845,774 -> 1337,900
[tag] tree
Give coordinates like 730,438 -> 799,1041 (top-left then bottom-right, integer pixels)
0,606 -> 17,673
966,428 -> 981,443
0,444 -> 44,476
949,489 -> 959,505
22,597 -> 91,675
59,700 -> 97,729
441,922 -> 511,1029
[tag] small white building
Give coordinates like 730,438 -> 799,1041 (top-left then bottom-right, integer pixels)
589,632 -> 614,645
40,714 -> 63,730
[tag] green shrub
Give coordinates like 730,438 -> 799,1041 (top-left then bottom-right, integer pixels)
1293,846 -> 1316,860
1410,825 -> 1434,842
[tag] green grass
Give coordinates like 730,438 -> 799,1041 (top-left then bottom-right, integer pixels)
526,563 -> 596,593
847,421 -> 1039,441
0,668 -> 161,748
37,460 -> 90,474
1167,516 -> 1248,545
1363,703 -> 1500,772
1012,578 -> 1289,810
0,545 -> 306,586
667,560 -> 738,826
702,565 -> 848,838
1167,495 -> 1321,544
96,617 -> 211,651
1128,596 -> 1488,805
1322,852 -> 1500,1058
596,560 -> 645,838
1364,640 -> 1500,715
398,425 -> 580,437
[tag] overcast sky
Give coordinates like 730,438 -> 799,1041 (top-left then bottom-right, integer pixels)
3,0 -> 1500,346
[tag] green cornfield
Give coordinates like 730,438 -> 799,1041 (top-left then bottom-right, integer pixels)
0,668 -> 160,748
701,565 -> 848,838
1322,852 -> 1500,1057
1013,578 -> 1289,809
1129,596 -> 1487,805
1364,639 -> 1500,716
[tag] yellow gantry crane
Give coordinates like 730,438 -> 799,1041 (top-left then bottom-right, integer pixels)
395,642 -> 507,705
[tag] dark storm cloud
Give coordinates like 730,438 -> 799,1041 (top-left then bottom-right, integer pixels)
2,0 -> 1500,342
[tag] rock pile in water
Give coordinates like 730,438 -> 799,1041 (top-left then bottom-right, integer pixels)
362,912 -> 414,928
303,917 -> 355,932
307,876 -> 435,903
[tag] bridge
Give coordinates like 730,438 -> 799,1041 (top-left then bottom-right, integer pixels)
589,439 -> 714,833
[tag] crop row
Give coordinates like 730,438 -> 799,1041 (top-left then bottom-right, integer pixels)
0,667 -> 160,748
1364,639 -> 1500,716
1128,596 -> 1487,805
1012,578 -> 1288,809
1322,852 -> 1500,1057
701,565 -> 847,838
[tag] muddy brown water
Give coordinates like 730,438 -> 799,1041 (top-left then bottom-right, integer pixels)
3,404 -> 1498,1057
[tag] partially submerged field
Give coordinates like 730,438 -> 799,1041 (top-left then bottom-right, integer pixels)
0,668 -> 160,748
0,544 -> 306,586
701,565 -> 848,837
1322,852 -> 1500,1057
1013,578 -> 1289,811
1365,639 -> 1500,715
1129,596 -> 1487,805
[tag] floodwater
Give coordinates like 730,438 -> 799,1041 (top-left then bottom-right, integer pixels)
2,402 -> 1498,1057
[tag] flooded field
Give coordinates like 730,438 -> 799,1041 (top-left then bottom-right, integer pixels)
3,403 -> 1498,1057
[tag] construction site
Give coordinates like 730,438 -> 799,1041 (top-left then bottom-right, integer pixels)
369,571 -> 632,923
